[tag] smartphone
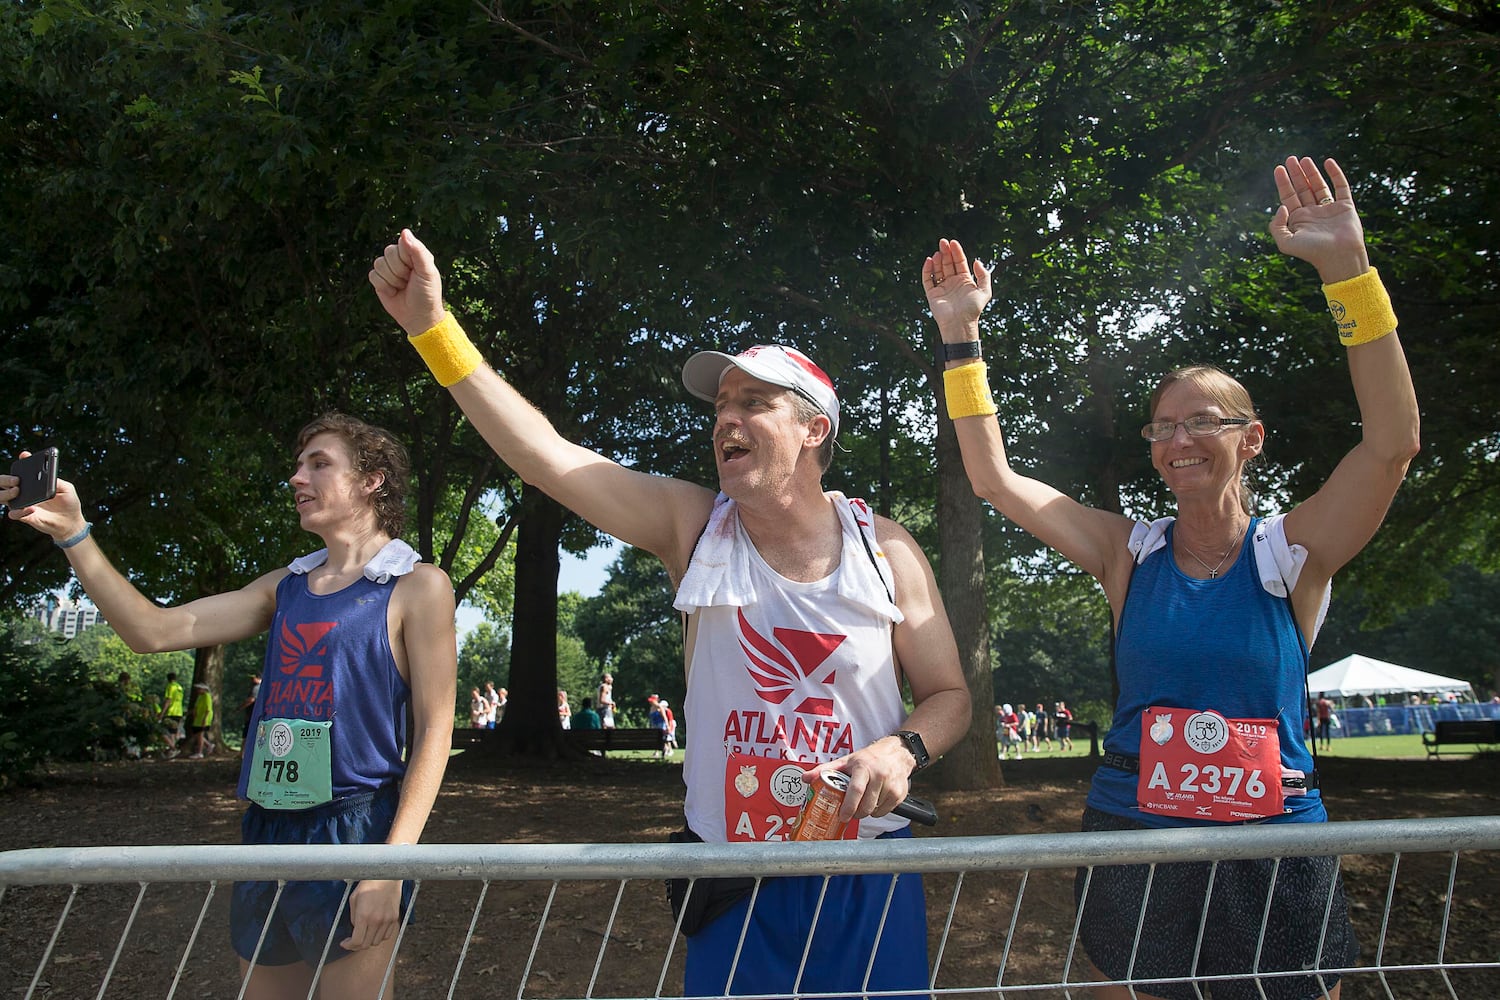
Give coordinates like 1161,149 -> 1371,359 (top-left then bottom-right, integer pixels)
9,447 -> 59,508
893,793 -> 939,826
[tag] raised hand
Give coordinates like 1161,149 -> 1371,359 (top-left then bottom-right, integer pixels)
1270,157 -> 1369,284
2,451 -> 87,542
368,229 -> 448,337
922,238 -> 992,338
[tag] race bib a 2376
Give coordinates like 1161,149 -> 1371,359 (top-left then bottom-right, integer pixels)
1137,707 -> 1283,822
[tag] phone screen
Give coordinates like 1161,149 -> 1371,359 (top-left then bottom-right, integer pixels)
9,448 -> 59,508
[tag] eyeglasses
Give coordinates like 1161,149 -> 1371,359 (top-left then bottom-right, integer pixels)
1140,414 -> 1252,442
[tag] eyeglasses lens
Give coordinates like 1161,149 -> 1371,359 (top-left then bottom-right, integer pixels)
1141,416 -> 1232,441
1184,416 -> 1223,435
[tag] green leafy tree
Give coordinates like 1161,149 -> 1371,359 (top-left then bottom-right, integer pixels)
575,547 -> 685,715
988,573 -> 1115,714
0,0 -> 548,747
457,620 -> 511,719
555,634 -> 600,717
69,624 -> 195,694
1313,565 -> 1500,700
553,591 -> 601,717
5,0 -> 1497,783
0,618 -> 159,787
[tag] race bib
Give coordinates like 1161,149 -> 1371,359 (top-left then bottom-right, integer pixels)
1137,707 -> 1284,822
247,718 -> 333,810
723,752 -> 858,842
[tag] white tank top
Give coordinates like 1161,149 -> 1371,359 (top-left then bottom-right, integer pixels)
681,511 -> 907,841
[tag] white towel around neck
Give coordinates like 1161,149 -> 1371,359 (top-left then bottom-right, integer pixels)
287,538 -> 420,583
673,491 -> 902,623
1128,513 -> 1330,643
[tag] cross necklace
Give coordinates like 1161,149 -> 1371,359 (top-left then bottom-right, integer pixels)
1177,522 -> 1243,579
1181,542 -> 1236,578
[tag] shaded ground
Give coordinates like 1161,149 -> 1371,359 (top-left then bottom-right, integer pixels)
1,750 -> 1496,999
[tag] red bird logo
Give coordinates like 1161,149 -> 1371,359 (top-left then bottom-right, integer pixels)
738,609 -> 845,715
278,620 -> 337,677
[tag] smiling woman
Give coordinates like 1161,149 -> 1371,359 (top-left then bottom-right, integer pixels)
1144,365 -> 1265,531
923,154 -> 1421,1000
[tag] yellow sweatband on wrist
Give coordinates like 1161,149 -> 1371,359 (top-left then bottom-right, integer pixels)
1324,267 -> 1397,347
943,361 -> 997,420
409,312 -> 483,387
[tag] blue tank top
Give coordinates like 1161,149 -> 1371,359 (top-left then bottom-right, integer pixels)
236,572 -> 410,801
1087,518 -> 1324,827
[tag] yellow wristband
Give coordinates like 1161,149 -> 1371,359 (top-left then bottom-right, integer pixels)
1324,267 -> 1397,347
943,361 -> 997,420
409,312 -> 484,387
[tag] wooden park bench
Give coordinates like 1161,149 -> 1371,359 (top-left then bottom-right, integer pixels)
1421,718 -> 1500,758
1071,720 -> 1102,758
449,726 -> 667,756
564,727 -> 668,756
449,727 -> 493,750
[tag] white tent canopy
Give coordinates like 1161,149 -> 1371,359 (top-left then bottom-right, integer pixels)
1307,654 -> 1474,699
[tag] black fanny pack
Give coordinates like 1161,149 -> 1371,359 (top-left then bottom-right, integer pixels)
665,827 -> 757,936
1102,750 -> 1318,790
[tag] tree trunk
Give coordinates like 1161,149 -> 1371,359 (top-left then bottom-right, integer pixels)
191,557 -> 231,754
928,414 -> 1003,790
192,642 -> 225,750
489,484 -> 579,757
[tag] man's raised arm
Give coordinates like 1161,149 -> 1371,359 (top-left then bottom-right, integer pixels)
370,230 -> 712,576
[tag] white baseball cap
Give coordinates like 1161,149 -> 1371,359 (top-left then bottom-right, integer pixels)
682,345 -> 840,438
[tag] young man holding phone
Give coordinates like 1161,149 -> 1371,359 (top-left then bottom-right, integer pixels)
2,419 -> 457,999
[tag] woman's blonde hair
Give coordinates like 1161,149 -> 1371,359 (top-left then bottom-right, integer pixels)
1149,364 -> 1260,514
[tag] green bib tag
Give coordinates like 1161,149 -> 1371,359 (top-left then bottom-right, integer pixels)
247,718 -> 334,810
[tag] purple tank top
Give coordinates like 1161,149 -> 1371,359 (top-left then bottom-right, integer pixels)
237,572 -> 410,800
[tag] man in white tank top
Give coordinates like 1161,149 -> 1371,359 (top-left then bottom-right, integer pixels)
372,233 -> 972,998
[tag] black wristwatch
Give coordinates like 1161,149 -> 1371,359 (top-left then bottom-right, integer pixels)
937,339 -> 982,365
895,730 -> 931,771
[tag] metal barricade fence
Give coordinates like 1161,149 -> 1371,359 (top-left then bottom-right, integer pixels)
2,816 -> 1498,999
1330,704 -> 1500,739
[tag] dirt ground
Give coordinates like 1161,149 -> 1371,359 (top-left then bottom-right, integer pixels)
1,749 -> 1496,999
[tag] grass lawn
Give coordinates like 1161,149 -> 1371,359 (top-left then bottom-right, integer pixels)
450,735 -> 1483,764
610,747 -> 684,762
1320,732 -> 1455,759
998,733 -> 1485,761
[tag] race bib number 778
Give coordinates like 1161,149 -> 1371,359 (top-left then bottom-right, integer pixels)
246,718 -> 334,810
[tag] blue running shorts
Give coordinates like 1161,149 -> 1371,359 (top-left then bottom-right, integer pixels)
230,786 -> 414,967
686,827 -> 928,1000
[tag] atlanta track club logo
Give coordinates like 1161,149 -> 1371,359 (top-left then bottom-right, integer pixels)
737,608 -> 846,716
277,620 -> 338,678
